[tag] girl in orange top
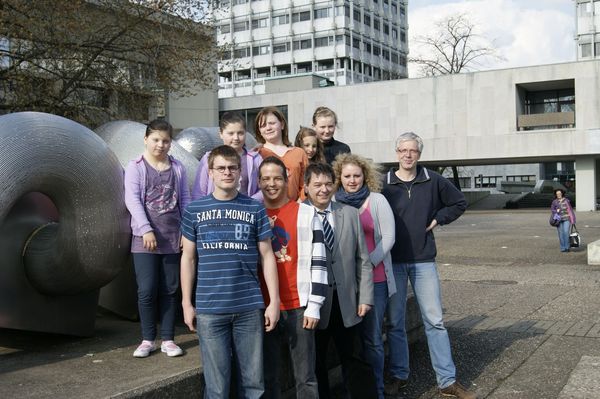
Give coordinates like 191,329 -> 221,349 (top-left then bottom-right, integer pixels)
255,106 -> 308,201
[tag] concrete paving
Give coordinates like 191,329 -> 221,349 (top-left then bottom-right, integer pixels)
1,209 -> 600,398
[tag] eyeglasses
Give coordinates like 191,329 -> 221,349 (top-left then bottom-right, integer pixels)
396,149 -> 420,156
211,165 -> 240,173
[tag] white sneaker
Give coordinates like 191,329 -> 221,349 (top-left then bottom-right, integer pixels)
161,340 -> 183,357
133,340 -> 156,358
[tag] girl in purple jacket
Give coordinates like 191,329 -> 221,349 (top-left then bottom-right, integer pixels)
191,112 -> 263,201
124,119 -> 191,358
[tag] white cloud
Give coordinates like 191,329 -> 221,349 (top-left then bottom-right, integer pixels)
408,0 -> 576,77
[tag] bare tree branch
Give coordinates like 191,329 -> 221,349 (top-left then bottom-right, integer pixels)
409,13 -> 504,77
0,0 -> 220,126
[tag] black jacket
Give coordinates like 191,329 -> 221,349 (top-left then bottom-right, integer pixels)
323,138 -> 351,164
382,166 -> 467,263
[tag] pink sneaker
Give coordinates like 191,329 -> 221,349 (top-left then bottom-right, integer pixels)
133,340 -> 156,358
161,340 -> 183,357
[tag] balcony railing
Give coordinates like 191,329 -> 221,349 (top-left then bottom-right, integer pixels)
517,111 -> 575,130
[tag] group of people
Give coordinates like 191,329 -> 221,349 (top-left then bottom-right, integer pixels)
123,106 -> 476,399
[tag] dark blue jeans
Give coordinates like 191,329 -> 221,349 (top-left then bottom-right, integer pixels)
263,308 -> 318,399
133,252 -> 180,341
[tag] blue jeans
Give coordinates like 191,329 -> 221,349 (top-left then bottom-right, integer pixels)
196,309 -> 264,399
133,252 -> 180,341
360,282 -> 389,399
558,220 -> 571,251
263,308 -> 318,399
388,262 -> 456,389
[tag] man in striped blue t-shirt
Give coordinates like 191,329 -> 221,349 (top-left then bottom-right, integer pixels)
181,145 -> 280,399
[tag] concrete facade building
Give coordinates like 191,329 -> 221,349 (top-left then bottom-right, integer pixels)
220,60 -> 600,211
576,0 -> 600,59
215,0 -> 409,98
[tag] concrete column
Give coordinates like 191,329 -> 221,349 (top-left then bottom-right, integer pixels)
575,156 -> 597,212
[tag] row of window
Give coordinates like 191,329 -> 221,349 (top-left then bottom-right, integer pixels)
223,0 -> 407,18
219,57 -> 399,81
227,36 -> 406,66
220,6 -> 405,42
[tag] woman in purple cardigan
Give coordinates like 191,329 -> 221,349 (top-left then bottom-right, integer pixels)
192,112 -> 263,201
550,188 -> 576,252
124,119 -> 191,358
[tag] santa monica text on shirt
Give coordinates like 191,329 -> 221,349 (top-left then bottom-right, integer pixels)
196,209 -> 256,224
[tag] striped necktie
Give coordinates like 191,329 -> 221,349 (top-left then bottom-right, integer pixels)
317,210 -> 335,251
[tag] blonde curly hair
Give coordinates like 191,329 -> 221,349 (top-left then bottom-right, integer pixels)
332,153 -> 383,193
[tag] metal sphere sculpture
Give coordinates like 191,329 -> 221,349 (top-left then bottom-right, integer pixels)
175,126 -> 259,160
0,112 -> 130,335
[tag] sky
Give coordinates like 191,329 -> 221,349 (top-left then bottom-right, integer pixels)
408,0 -> 576,77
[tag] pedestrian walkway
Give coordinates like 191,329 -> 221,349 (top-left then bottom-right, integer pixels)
1,210 -> 600,398
446,314 -> 600,338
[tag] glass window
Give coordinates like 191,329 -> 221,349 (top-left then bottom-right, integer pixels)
276,65 -> 291,76
297,62 -> 312,73
353,37 -> 361,49
373,45 -> 380,56
364,42 -> 371,52
233,47 -> 250,58
292,11 -> 311,22
272,14 -> 290,25
382,49 -> 390,60
233,21 -> 249,32
314,8 -> 330,19
255,67 -> 270,78
374,19 -> 380,31
251,18 -> 268,29
293,39 -> 312,50
252,45 -> 270,55
391,52 -> 398,63
364,14 -> 371,27
317,59 -> 334,70
353,8 -> 361,22
219,24 -> 231,34
392,27 -> 398,40
581,43 -> 592,58
400,30 -> 406,43
525,88 -> 575,114
273,43 -> 290,53
315,36 -> 334,47
400,6 -> 406,17
384,24 -> 389,35
595,42 -> 600,57
391,1 -> 397,15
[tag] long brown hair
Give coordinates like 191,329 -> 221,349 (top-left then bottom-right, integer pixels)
294,126 -> 325,163
254,106 -> 290,146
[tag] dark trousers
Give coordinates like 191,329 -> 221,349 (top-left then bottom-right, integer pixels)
315,292 -> 377,399
263,308 -> 318,399
132,252 -> 180,341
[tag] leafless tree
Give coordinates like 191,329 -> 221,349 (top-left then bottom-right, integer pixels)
411,13 -> 503,189
0,0 -> 221,126
410,13 -> 503,77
